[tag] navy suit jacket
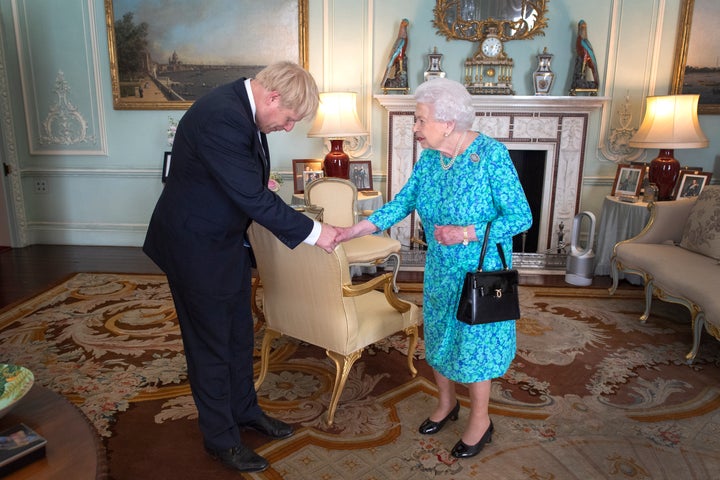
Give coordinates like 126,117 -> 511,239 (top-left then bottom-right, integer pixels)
143,78 -> 313,295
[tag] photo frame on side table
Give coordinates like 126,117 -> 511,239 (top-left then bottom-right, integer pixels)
673,171 -> 712,199
349,161 -> 373,191
292,159 -> 323,194
611,164 -> 645,197
162,152 -> 171,183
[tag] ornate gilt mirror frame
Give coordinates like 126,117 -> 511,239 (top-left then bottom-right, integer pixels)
433,0 -> 549,43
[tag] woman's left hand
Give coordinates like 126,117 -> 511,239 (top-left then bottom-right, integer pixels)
434,225 -> 464,246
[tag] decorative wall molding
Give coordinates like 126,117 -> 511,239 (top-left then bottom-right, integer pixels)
599,0 -> 665,163
12,0 -> 107,155
25,221 -> 149,247
20,168 -> 159,179
0,19 -> 28,246
39,71 -> 97,146
319,0 -> 373,160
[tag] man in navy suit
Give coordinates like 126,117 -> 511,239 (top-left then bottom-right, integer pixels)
143,62 -> 339,473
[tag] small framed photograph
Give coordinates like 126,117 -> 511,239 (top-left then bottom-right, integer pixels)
292,159 -> 324,193
349,161 -> 373,191
673,171 -> 712,199
302,170 -> 324,190
611,164 -> 645,197
162,152 -> 172,183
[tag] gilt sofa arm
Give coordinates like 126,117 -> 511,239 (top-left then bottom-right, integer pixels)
621,197 -> 697,246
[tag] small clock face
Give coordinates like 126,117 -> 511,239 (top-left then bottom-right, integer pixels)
481,37 -> 503,58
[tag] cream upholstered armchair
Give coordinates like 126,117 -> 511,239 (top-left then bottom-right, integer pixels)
304,177 -> 402,292
248,222 -> 420,425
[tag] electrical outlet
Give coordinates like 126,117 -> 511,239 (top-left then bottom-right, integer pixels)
34,179 -> 49,193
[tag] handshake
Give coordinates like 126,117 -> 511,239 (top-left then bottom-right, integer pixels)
315,220 -> 378,253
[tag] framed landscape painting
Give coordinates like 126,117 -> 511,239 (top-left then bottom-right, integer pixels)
671,0 -> 720,114
104,0 -> 308,110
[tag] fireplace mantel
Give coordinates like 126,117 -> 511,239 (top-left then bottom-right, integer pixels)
375,94 -> 609,260
375,94 -> 609,113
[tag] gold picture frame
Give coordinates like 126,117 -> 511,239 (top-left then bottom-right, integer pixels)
104,0 -> 308,110
671,0 -> 720,114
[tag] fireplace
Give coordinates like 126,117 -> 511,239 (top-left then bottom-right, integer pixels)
374,94 -> 607,269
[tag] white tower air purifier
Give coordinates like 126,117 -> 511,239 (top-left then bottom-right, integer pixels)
565,211 -> 596,286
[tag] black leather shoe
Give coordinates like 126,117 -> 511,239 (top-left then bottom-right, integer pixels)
204,443 -> 269,472
451,421 -> 494,458
241,412 -> 294,439
418,400 -> 460,435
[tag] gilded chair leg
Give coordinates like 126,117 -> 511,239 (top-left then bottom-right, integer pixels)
608,258 -> 619,295
640,280 -> 654,323
686,311 -> 705,364
325,349 -> 363,426
405,325 -> 418,377
254,329 -> 282,391
388,252 -> 401,293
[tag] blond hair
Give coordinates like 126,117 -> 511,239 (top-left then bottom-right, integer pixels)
255,61 -> 319,120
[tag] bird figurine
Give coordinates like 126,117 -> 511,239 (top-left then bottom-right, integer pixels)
571,19 -> 599,94
382,18 -> 410,93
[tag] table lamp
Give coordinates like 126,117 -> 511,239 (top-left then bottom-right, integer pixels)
628,94 -> 708,200
307,92 -> 368,179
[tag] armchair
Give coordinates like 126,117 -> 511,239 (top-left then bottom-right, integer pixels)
248,222 -> 420,425
304,177 -> 402,292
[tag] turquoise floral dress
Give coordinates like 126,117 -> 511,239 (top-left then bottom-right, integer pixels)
369,134 -> 532,383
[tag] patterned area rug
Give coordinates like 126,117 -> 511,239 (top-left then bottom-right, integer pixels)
1,273 -> 719,479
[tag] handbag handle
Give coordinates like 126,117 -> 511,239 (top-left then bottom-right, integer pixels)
476,221 -> 509,272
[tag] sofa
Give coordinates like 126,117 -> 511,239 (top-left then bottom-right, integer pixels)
609,185 -> 720,363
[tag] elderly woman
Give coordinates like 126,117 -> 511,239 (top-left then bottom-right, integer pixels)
338,78 -> 531,458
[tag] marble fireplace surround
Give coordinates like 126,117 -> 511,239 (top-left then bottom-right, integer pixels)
375,95 -> 608,268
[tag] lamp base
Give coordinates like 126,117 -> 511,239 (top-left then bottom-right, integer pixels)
648,149 -> 680,201
323,139 -> 350,179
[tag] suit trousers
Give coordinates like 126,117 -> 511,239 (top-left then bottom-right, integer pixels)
167,270 -> 261,450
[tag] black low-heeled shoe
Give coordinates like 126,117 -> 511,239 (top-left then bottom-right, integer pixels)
450,420 -> 494,458
418,400 -> 460,435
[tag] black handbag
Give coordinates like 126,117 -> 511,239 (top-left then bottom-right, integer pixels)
456,222 -> 520,325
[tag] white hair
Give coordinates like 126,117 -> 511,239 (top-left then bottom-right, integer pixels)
413,78 -> 475,131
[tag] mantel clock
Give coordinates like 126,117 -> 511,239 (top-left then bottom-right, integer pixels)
464,26 -> 514,95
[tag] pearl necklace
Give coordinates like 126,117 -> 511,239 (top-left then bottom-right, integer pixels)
440,130 -> 468,170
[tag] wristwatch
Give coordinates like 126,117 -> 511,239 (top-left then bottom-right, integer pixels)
462,227 -> 469,246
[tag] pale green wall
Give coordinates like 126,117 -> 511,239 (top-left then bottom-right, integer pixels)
0,0 -> 717,247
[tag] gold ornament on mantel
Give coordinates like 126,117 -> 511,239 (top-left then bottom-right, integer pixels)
464,25 -> 514,95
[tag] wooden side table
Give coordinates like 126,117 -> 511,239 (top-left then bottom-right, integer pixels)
0,384 -> 105,479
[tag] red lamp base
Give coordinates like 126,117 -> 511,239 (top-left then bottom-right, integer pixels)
648,149 -> 680,201
323,139 -> 350,179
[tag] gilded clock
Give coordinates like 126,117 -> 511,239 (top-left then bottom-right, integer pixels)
464,26 -> 514,95
480,31 -> 503,58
